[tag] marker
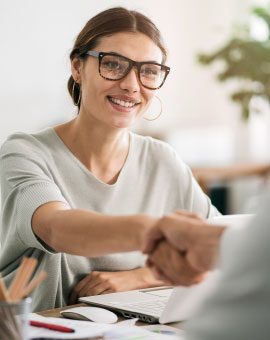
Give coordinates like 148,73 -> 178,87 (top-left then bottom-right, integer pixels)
30,320 -> 75,333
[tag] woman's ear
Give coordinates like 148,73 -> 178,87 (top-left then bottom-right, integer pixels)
71,57 -> 82,83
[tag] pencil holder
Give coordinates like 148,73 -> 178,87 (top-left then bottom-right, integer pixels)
0,297 -> 31,340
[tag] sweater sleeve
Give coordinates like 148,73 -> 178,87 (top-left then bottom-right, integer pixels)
166,144 -> 221,218
0,135 -> 69,253
180,160 -> 220,218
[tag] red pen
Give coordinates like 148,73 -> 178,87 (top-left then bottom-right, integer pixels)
30,320 -> 75,333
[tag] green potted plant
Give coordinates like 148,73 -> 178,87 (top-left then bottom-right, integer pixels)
197,6 -> 270,120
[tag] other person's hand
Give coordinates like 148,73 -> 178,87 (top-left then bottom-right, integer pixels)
147,240 -> 206,286
143,211 -> 226,280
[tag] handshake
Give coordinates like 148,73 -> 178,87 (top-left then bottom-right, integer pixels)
142,211 -> 226,286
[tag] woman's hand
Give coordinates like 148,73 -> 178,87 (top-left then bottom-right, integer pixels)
69,267 -> 164,304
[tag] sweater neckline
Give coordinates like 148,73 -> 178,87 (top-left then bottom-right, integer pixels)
47,127 -> 133,188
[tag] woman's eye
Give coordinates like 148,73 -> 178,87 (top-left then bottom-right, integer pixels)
142,67 -> 159,77
103,61 -> 121,69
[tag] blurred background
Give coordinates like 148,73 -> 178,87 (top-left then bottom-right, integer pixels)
1,0 -> 269,214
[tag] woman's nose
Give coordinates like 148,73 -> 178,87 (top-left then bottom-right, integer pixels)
119,67 -> 140,93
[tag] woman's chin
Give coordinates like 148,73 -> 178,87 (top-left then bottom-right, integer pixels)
107,113 -> 139,129
109,116 -> 137,129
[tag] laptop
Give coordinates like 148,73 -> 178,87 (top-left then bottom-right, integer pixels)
80,214 -> 254,324
79,271 -> 219,324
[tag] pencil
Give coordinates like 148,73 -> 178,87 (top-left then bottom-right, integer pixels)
0,273 -> 10,302
9,257 -> 38,301
0,274 -> 22,339
18,271 -> 47,300
8,257 -> 29,300
0,258 -> 47,340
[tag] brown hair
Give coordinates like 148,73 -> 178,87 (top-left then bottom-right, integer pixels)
67,7 -> 167,107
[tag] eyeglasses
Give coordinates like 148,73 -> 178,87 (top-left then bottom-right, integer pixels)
86,51 -> 170,90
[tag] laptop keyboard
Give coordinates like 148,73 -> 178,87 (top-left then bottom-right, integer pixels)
109,299 -> 168,316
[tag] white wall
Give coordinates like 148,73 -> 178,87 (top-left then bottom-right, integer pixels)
1,0 -> 268,213
0,0 -> 255,144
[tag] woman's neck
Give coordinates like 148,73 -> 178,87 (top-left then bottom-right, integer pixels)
54,115 -> 130,184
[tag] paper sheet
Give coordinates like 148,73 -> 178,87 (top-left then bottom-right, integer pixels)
103,325 -> 182,340
29,313 -> 113,339
142,324 -> 184,337
28,313 -> 183,340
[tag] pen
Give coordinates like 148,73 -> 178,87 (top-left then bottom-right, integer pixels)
30,320 -> 75,333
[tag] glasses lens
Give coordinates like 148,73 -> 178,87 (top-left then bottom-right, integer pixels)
140,64 -> 166,89
100,55 -> 130,80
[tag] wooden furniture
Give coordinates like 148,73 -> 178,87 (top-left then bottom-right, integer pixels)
191,163 -> 270,194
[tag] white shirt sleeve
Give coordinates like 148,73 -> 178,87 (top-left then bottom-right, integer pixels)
185,190 -> 270,340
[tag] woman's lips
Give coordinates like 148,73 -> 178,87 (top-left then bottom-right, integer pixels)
107,96 -> 140,112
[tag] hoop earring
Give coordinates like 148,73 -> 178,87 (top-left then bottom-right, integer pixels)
72,81 -> 81,106
143,95 -> 163,121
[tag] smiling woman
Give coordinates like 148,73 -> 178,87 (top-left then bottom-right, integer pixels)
68,31 -> 164,129
0,7 -> 220,312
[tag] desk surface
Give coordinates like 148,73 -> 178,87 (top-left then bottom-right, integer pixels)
38,302 -> 183,339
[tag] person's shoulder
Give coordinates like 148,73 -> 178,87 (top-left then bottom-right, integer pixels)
130,131 -> 186,167
0,128 -> 54,156
130,132 -> 189,174
131,131 -> 178,156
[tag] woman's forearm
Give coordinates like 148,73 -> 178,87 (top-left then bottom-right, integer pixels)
32,202 -> 157,256
51,209 -> 153,255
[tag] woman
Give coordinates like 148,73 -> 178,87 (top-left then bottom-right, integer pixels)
0,7 -> 220,312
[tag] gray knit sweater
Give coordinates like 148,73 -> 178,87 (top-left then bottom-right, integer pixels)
0,128 -> 219,311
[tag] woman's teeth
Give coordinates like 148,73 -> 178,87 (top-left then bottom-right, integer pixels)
109,97 -> 137,108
